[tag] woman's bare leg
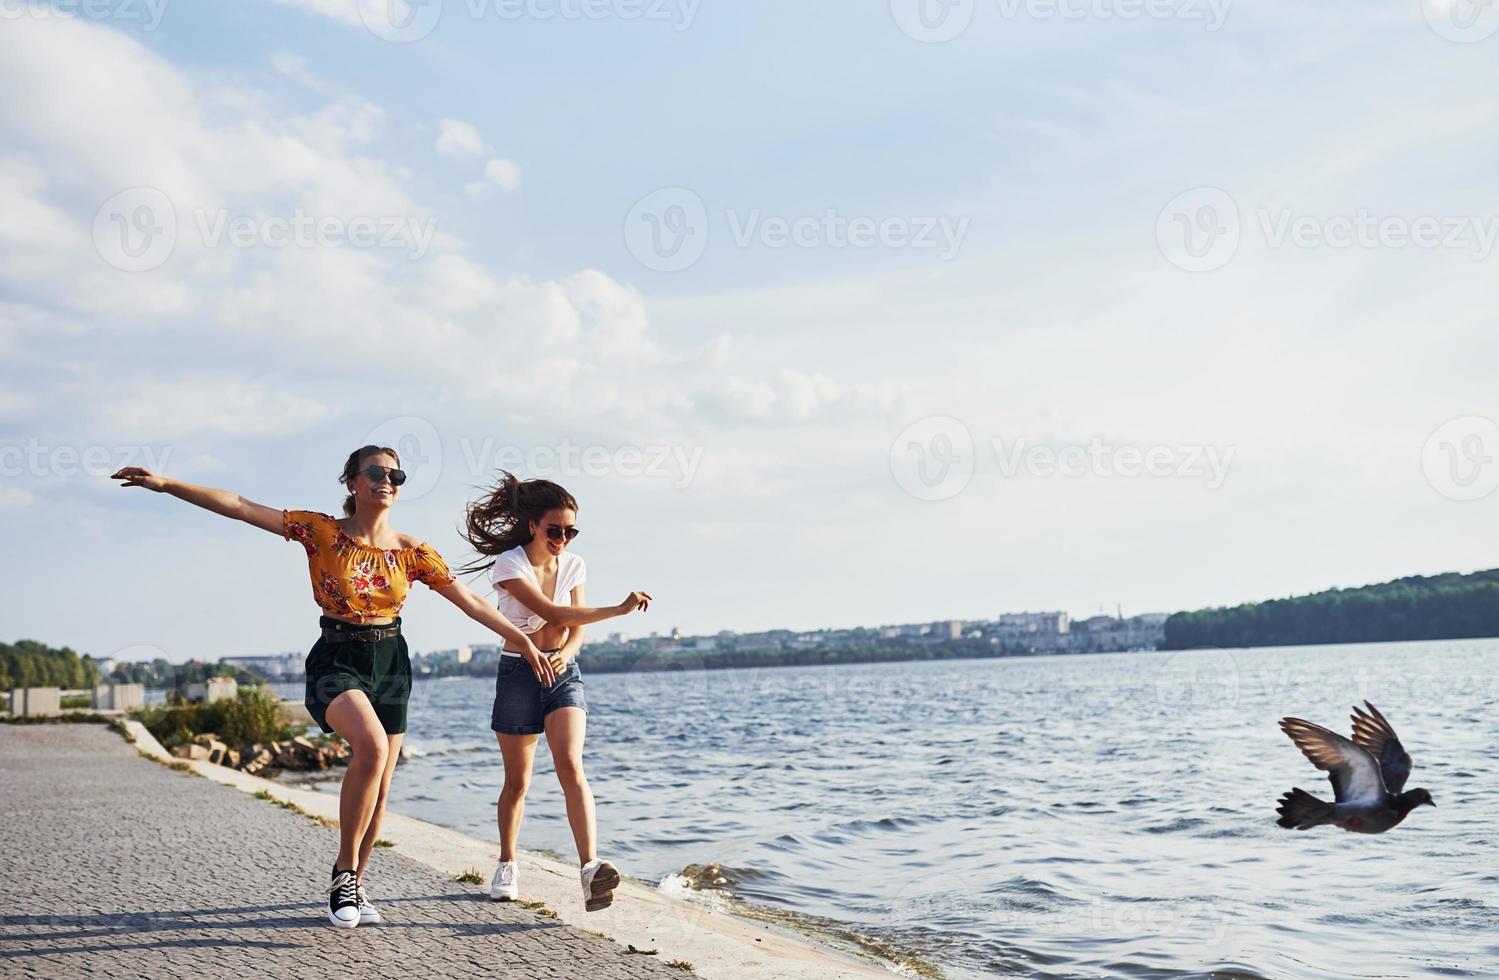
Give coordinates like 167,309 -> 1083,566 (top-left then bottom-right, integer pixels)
355,732 -> 403,878
324,691 -> 390,871
496,733 -> 538,861
543,707 -> 595,865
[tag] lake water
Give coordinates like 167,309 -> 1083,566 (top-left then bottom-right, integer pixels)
306,640 -> 1499,978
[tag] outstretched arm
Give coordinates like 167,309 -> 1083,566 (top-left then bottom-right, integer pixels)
111,468 -> 283,536
497,576 -> 650,628
436,581 -> 557,686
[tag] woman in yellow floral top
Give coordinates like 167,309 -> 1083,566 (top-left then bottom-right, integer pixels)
112,445 -> 548,930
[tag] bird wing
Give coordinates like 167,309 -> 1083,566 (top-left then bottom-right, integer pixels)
1279,717 -> 1386,803
1349,701 -> 1413,794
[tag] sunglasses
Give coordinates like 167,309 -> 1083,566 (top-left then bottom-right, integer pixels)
362,465 -> 407,487
545,525 -> 580,542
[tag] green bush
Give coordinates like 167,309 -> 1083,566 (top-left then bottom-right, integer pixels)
135,688 -> 294,748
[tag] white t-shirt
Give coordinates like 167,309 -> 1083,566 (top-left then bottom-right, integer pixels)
488,545 -> 587,639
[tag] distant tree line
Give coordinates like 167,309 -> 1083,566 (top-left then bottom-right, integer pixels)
420,636 -> 1041,679
1162,569 -> 1499,650
109,659 -> 260,688
0,640 -> 101,690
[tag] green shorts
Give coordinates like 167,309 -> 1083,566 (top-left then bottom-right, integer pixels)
304,617 -> 411,736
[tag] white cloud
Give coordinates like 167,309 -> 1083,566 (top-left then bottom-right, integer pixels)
435,118 -> 491,159
0,15 -> 900,454
104,377 -> 338,440
483,157 -> 520,190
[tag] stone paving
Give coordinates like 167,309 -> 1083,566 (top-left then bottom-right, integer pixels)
0,725 -> 684,979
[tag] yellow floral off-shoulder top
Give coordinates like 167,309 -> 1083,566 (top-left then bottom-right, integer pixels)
282,510 -> 455,621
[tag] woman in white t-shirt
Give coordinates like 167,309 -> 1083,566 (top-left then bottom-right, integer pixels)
460,472 -> 651,912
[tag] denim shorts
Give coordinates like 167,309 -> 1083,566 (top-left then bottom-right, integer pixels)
305,617 -> 410,736
490,653 -> 587,735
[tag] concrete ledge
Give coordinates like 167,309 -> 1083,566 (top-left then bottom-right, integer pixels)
118,720 -> 891,979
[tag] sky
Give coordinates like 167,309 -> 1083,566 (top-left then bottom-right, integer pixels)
2,0 -> 1498,663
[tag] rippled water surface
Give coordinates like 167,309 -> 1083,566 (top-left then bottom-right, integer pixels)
337,640 -> 1498,978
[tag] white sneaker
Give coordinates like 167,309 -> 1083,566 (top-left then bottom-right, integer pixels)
356,879 -> 382,925
489,860 -> 518,902
580,859 -> 619,912
327,870 -> 360,929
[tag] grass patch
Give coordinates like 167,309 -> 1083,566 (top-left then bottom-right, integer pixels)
453,869 -> 486,885
251,789 -> 337,828
625,944 -> 659,955
134,688 -> 293,749
516,899 -> 557,919
373,839 -> 395,848
138,749 -> 204,777
666,961 -> 695,972
1,713 -> 113,725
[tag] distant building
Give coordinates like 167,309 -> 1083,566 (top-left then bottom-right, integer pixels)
220,653 -> 302,679
456,646 -> 473,665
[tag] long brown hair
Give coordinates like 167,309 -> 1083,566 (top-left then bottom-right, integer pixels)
460,471 -> 578,574
338,444 -> 400,517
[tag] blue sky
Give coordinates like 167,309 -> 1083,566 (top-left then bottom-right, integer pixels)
3,0 -> 1499,663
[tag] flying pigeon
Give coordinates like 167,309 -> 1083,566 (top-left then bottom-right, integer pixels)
1276,701 -> 1434,833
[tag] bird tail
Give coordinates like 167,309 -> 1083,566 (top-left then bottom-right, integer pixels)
1276,787 -> 1334,830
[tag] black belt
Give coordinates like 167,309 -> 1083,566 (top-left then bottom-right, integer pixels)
321,622 -> 402,643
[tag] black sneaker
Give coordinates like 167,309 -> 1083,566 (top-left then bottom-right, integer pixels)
328,868 -> 360,928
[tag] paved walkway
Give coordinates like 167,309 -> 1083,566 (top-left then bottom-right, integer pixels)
0,725 -> 683,979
